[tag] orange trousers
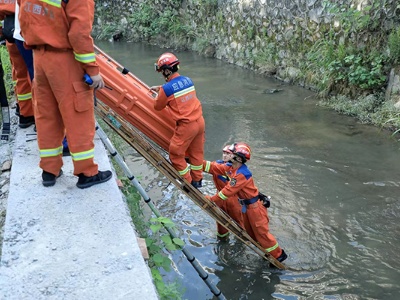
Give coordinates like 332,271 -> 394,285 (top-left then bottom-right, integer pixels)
6,42 -> 33,117
169,116 -> 205,182
214,196 -> 244,237
242,201 -> 283,259
32,48 -> 98,177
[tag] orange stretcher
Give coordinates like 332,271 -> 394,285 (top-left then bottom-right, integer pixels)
94,45 -> 175,151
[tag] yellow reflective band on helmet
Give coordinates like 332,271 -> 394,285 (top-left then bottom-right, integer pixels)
74,52 -> 96,64
174,86 -> 195,98
218,191 -> 228,200
71,148 -> 95,161
266,243 -> 279,253
17,92 -> 32,101
217,232 -> 229,238
204,161 -> 211,172
39,146 -> 63,158
40,0 -> 62,7
190,164 -> 202,171
178,165 -> 190,176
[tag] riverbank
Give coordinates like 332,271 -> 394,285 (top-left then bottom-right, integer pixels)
93,0 -> 400,135
0,105 -> 158,299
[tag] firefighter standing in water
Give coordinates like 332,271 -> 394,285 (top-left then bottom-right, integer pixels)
18,0 -> 112,188
209,145 -> 244,239
203,142 -> 287,263
150,53 -> 205,188
0,0 -> 35,128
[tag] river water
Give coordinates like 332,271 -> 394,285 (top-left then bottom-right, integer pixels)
96,41 -> 400,300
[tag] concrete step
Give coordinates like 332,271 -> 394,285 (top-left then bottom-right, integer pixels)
0,126 -> 158,299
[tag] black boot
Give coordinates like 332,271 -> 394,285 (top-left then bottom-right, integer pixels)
15,103 -> 20,116
277,249 -> 288,262
76,170 -> 112,189
191,179 -> 202,189
269,249 -> 288,268
19,115 -> 35,128
42,170 -> 63,187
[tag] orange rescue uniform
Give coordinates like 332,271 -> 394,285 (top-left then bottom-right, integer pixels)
18,0 -> 99,176
203,160 -> 283,259
154,72 -> 205,183
208,160 -> 244,238
0,1 -> 33,118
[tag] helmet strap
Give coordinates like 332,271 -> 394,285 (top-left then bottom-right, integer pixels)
233,155 -> 245,164
162,69 -> 172,81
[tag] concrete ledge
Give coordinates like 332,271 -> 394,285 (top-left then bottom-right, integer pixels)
0,127 -> 158,299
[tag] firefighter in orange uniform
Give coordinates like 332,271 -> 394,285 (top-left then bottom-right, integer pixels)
150,53 -> 205,188
203,142 -> 287,263
210,145 -> 244,239
18,0 -> 112,188
0,0 -> 34,128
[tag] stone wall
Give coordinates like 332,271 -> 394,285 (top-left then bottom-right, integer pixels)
93,0 -> 400,107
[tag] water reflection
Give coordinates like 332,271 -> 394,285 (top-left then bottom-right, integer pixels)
96,40 -> 400,300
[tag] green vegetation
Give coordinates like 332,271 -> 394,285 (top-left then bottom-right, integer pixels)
100,123 -> 185,299
319,94 -> 400,140
305,39 -> 388,96
92,0 -> 400,135
95,23 -> 120,40
300,1 -> 390,96
388,26 -> 400,65
253,40 -> 278,68
0,47 -> 14,124
0,47 -> 14,98
146,216 -> 185,298
322,0 -> 381,32
121,177 -> 185,299
128,1 -> 195,48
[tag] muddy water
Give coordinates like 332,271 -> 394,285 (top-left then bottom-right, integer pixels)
96,41 -> 400,300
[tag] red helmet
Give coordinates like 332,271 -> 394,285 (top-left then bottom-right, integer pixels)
155,52 -> 179,72
222,145 -> 233,153
232,142 -> 251,162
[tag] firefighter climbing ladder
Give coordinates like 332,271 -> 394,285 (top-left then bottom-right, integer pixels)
95,121 -> 226,300
94,100 -> 286,270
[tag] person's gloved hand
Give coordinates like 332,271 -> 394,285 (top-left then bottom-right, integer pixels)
150,85 -> 160,93
149,86 -> 160,98
205,195 -> 212,201
89,74 -> 105,89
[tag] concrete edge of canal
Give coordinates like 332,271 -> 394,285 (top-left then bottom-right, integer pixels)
0,122 -> 159,299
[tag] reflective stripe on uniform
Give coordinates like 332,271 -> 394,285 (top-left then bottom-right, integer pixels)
190,164 -> 202,171
71,148 -> 95,161
266,243 -> 279,253
39,146 -> 63,158
217,232 -> 229,238
178,165 -> 190,176
74,52 -> 96,64
218,191 -> 228,200
17,92 -> 32,101
174,86 -> 195,98
204,161 -> 211,172
40,0 -> 62,8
